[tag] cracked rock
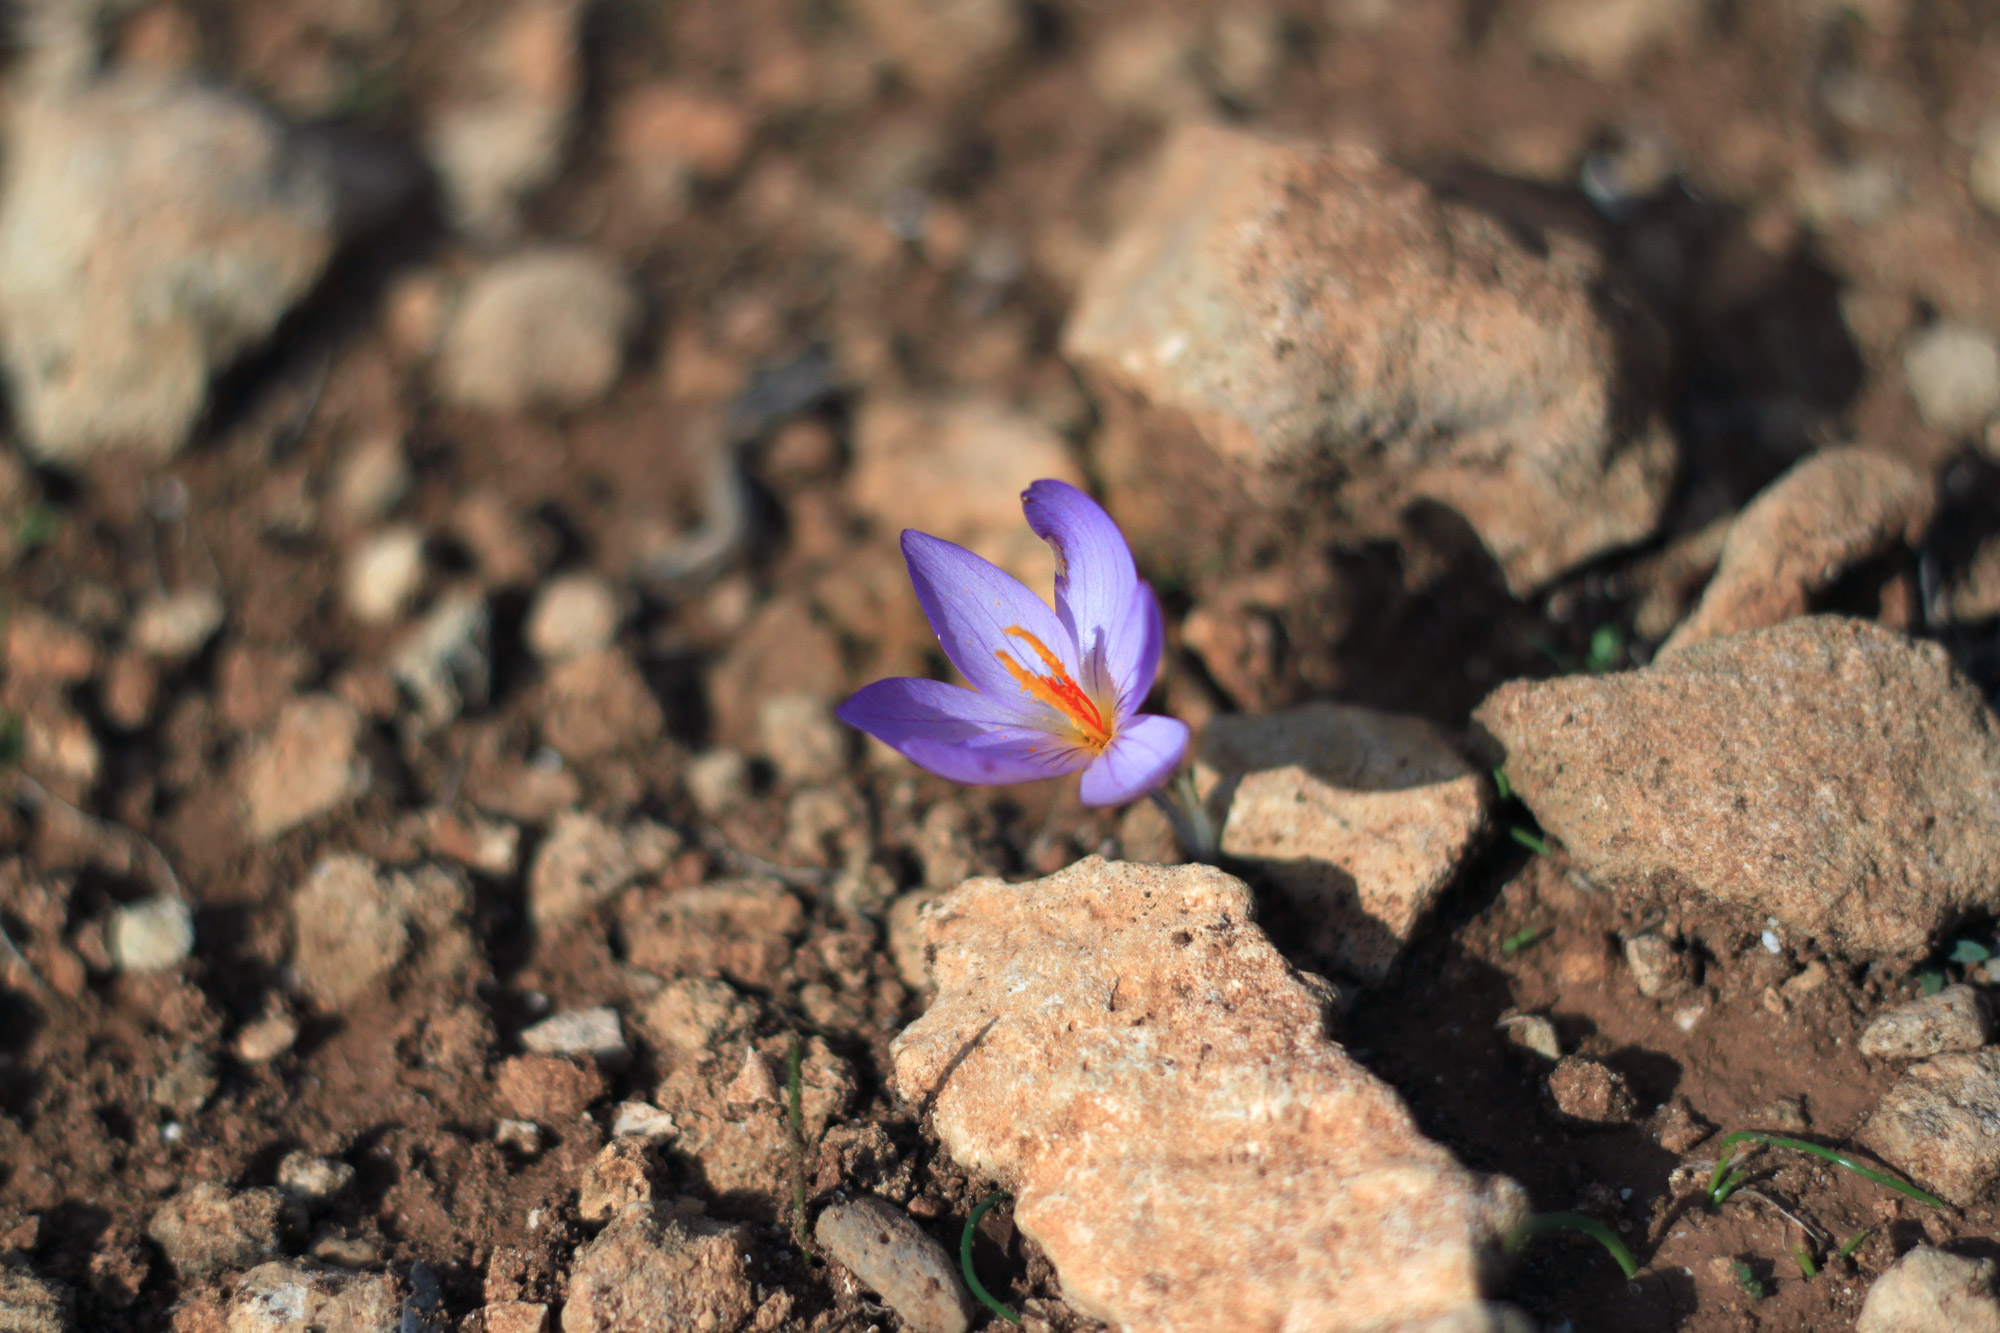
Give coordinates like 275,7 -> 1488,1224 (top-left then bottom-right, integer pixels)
1860,986 -> 1994,1060
891,857 -> 1526,1332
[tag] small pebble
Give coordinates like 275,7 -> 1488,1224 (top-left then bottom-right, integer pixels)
519,1005 -> 627,1063
108,895 -> 194,973
816,1195 -> 974,1333
276,1151 -> 354,1203
495,1120 -> 542,1156
610,1101 -> 679,1140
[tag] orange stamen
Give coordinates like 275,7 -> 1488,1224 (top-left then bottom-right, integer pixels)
996,626 -> 1112,751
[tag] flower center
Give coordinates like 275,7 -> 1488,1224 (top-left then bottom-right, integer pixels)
995,626 -> 1112,752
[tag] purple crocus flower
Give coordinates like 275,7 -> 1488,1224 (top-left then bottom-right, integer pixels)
837,479 -> 1190,807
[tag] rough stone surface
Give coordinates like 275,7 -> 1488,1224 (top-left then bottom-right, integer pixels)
577,1138 -> 660,1223
344,527 -> 426,625
1861,1049 -> 2000,1205
1063,124 -> 1674,594
239,695 -> 371,841
560,1204 -> 757,1333
291,855 -> 471,1009
624,880 -> 805,988
653,1038 -> 855,1208
1858,1246 -> 2000,1333
108,895 -> 194,973
0,74 -> 344,461
526,574 -> 620,661
540,649 -> 664,761
815,1196 -> 971,1333
527,813 -> 676,930
1546,1056 -> 1638,1124
0,1261 -> 70,1333
891,857 -> 1527,1333
520,1006 -> 627,1063
425,0 -> 582,238
1622,933 -> 1694,999
130,588 -> 225,659
755,693 -> 847,787
638,977 -> 758,1061
1474,617 -> 2000,961
1198,704 -> 1489,984
1861,986 -> 1995,1060
1905,322 -> 2000,434
1526,0 -> 1702,80
146,1183 -> 283,1279
277,1151 -> 356,1204
1662,447 -> 1935,653
496,1053 -> 608,1123
439,250 -> 638,413
225,1261 -> 402,1332
847,394 -> 1085,590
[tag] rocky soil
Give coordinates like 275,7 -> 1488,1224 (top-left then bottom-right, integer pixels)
6,1 -> 2000,1332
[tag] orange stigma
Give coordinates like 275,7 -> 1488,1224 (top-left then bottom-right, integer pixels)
996,627 -> 1112,751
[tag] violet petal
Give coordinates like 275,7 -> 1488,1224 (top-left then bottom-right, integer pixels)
1104,580 -> 1165,720
901,729 -> 1096,787
1021,480 -> 1138,677
1077,713 -> 1190,807
901,530 -> 1078,711
839,677 -> 1090,785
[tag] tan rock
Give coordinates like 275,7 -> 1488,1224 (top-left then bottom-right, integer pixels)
1063,124 -> 1674,594
480,1305 -> 551,1333
624,879 -> 804,988
815,1196 -> 971,1333
147,1184 -> 283,1279
0,74 -> 347,461
0,1261 -> 70,1333
1622,933 -> 1693,999
496,1053 -> 608,1123
1546,1056 -> 1638,1124
1198,704 -> 1489,983
577,1138 -> 660,1223
706,596 -> 842,746
1860,985 -> 1994,1060
525,574 -> 620,662
561,1205 -> 757,1333
225,1261 -> 402,1333
891,858 -> 1527,1333
438,250 -> 637,413
637,977 -> 758,1061
1662,447 -> 1934,653
654,1036 -> 854,1209
1861,1049 -> 2000,1205
847,394 -> 1085,592
1858,1245 -> 2000,1333
425,0 -> 582,239
540,649 -> 663,761
527,813 -> 677,931
239,695 -> 370,841
1475,617 -> 2000,961
847,0 -> 1020,93
1526,0 -> 1702,80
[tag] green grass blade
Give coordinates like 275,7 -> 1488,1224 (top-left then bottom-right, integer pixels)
1793,1244 -> 1819,1279
961,1192 -> 1023,1325
1493,767 -> 1513,801
1509,827 -> 1553,857
1706,1132 -> 1944,1209
1504,1212 -> 1639,1279
1838,1228 -> 1872,1260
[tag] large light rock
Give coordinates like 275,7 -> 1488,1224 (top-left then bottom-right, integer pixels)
891,858 -> 1527,1333
847,394 -> 1085,592
1475,617 -> 2000,961
1662,447 -> 1934,653
1063,124 -> 1675,594
1858,1246 -> 2000,1333
291,855 -> 472,1009
1860,1050 -> 2000,1206
1199,704 -> 1489,983
1859,986 -> 1993,1060
0,74 -> 344,461
815,1196 -> 971,1333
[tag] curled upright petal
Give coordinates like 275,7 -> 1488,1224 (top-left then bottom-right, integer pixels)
837,677 -> 1092,786
901,530 -> 1079,711
1076,713 -> 1190,807
1021,480 -> 1138,672
1104,580 -> 1165,721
